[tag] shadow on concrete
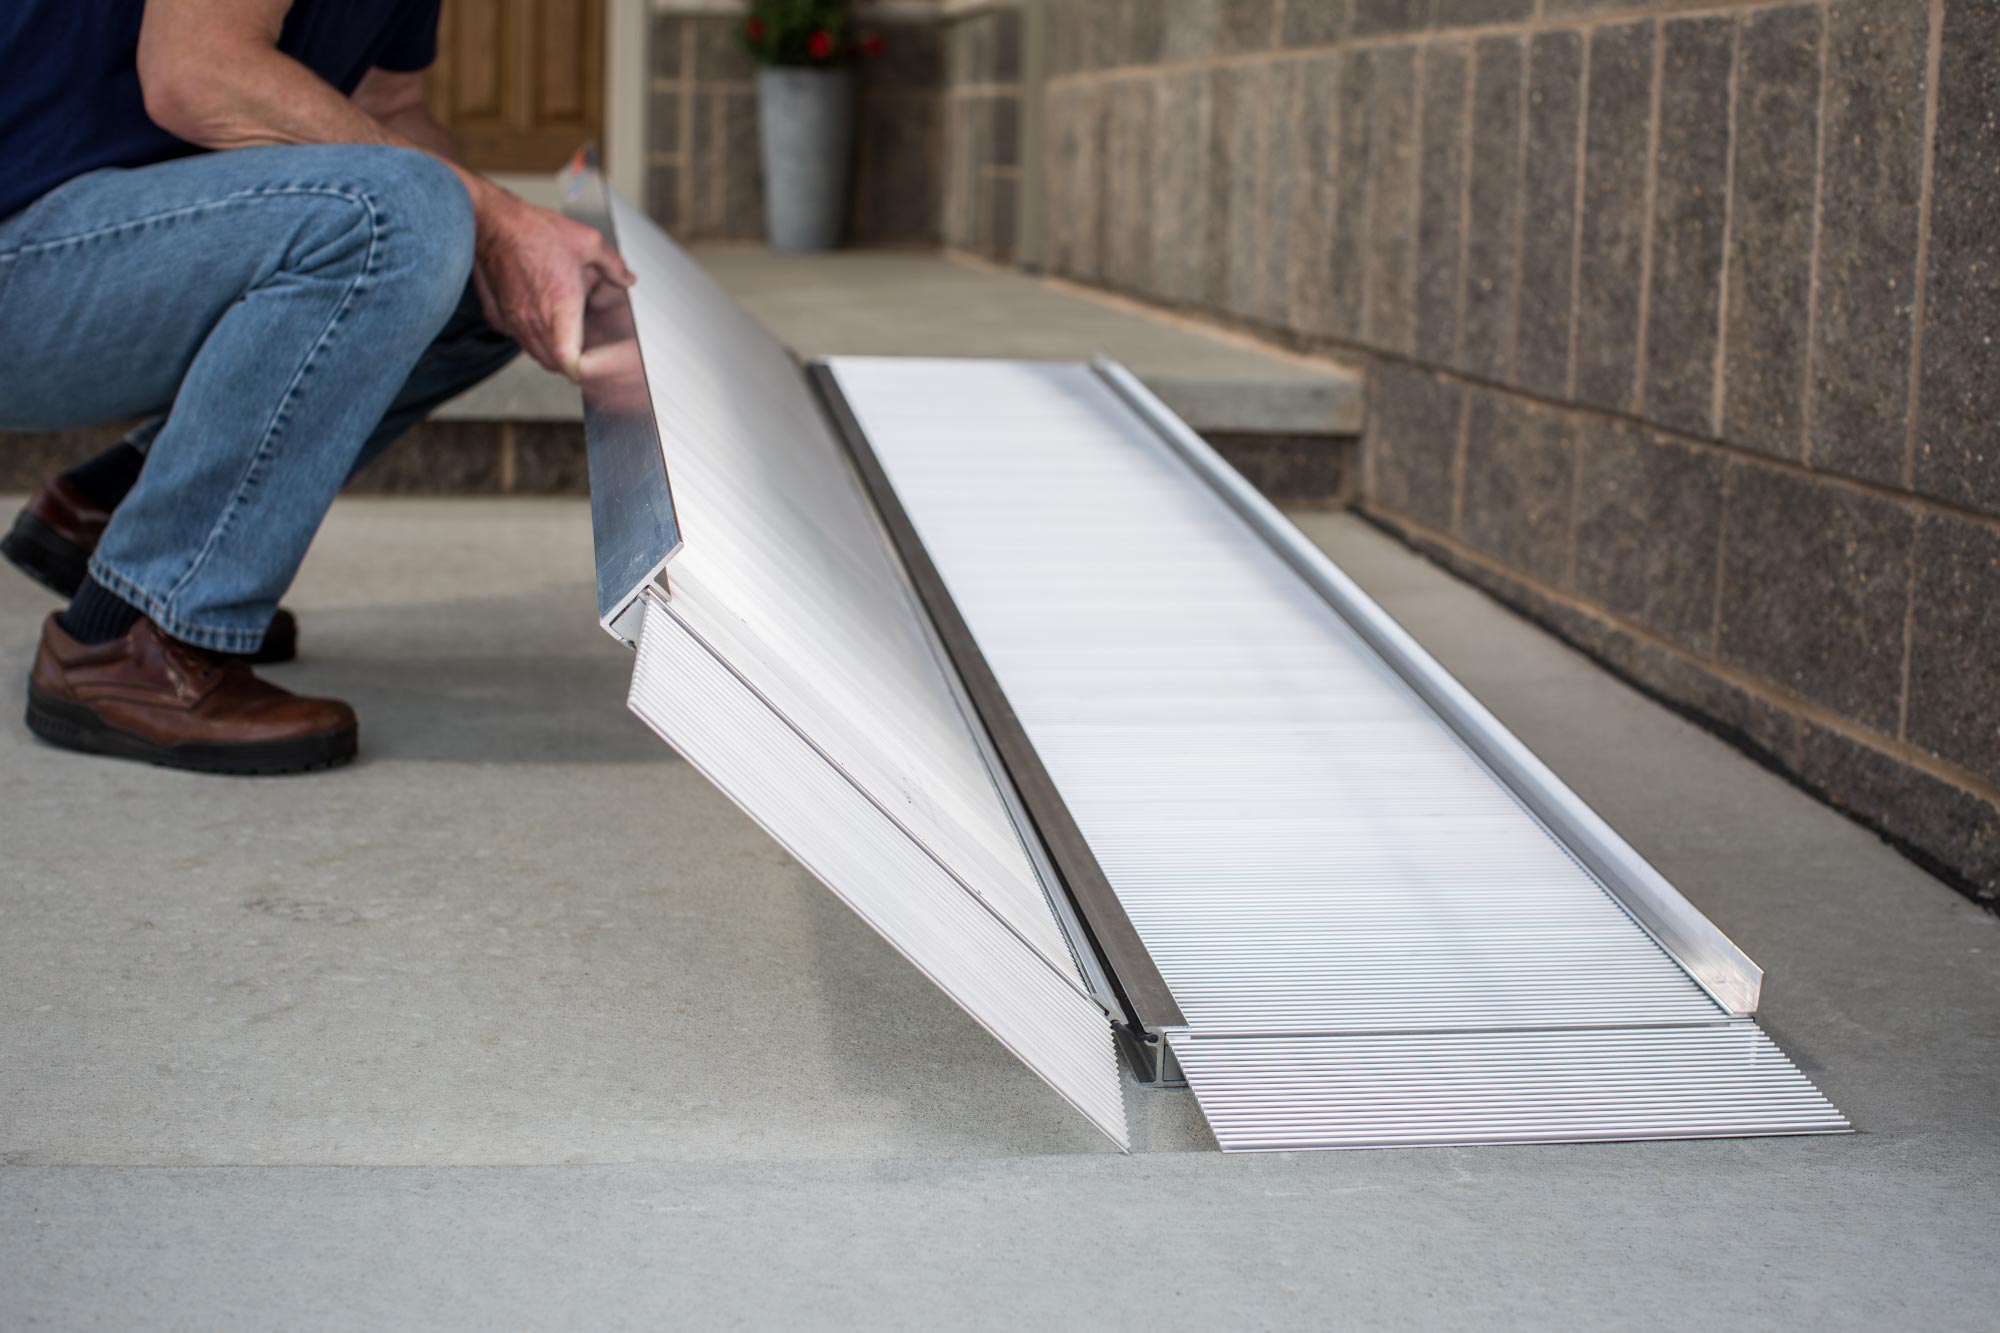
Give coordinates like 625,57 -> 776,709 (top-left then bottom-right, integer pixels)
252,593 -> 673,768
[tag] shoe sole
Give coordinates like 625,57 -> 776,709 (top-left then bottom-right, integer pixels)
2,509 -> 88,598
4,506 -> 298,665
26,683 -> 357,776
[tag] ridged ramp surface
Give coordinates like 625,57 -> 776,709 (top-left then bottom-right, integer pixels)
830,356 -> 1846,1151
1170,1027 -> 1848,1152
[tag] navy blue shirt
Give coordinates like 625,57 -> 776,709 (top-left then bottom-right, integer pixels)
0,1 -> 443,220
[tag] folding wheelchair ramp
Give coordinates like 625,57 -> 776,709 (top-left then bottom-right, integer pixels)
569,162 -> 1845,1153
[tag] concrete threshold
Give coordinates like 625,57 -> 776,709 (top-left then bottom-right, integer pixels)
437,245 -> 1363,440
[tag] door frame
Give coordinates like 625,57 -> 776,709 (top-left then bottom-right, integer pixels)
479,0 -> 646,205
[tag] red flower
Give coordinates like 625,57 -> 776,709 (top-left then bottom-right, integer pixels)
745,16 -> 764,42
806,28 -> 833,59
860,32 -> 885,56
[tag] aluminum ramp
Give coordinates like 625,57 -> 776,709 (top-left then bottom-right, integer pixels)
816,357 -> 1844,1151
568,162 -> 1846,1153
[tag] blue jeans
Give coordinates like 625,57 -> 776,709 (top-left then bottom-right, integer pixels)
0,144 -> 519,653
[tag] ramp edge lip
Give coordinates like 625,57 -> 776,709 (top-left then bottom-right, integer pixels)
806,358 -> 1188,1046
1090,355 -> 1764,1016
1167,1024 -> 1848,1152
629,590 -> 1131,1153
560,148 -> 683,644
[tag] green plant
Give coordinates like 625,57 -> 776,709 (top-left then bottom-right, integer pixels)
741,0 -> 879,67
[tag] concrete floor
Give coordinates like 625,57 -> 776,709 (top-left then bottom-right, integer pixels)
1,498 -> 1995,1329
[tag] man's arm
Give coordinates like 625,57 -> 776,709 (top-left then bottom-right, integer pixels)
135,0 -> 631,380
350,67 -> 456,159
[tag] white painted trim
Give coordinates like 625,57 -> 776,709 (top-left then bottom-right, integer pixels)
485,171 -> 566,209
607,0 -> 649,200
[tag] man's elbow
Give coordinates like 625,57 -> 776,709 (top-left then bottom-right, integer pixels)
139,66 -> 215,144
137,49 -> 256,147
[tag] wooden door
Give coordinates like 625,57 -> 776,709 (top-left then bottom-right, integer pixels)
427,0 -> 604,172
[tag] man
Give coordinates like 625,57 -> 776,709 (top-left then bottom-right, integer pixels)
0,0 -> 631,774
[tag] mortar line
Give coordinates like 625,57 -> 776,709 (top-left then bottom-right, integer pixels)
1360,372 -> 1378,502
1632,21 -> 1666,415
679,35 -> 696,230
1798,5 -> 1830,466
1903,0 -> 1945,489
708,89 -> 725,231
1409,44 -> 1431,347
1564,27 -> 1591,399
1251,62 -> 1276,322
1564,407 -> 1584,591
1353,54 -> 1381,344
1711,19 -> 1742,440
1504,33 -> 1533,382
1451,379 -> 1471,535
1709,460 -> 1731,659
1897,513 -> 1922,742
1279,55 -> 1309,328
1450,38 -> 1479,370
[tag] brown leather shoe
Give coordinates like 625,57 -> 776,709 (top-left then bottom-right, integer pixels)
3,476 -> 300,665
26,614 -> 356,775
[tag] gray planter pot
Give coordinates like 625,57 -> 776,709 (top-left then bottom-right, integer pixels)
756,67 -> 855,252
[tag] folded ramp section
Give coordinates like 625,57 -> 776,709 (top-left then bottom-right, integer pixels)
629,594 -> 1126,1145
821,355 -> 1847,1152
570,169 -> 1128,1149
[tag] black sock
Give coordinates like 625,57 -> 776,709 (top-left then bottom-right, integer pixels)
61,576 -> 143,645
62,441 -> 147,509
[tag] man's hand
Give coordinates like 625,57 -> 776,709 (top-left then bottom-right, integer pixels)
470,190 -> 636,382
138,2 -> 638,384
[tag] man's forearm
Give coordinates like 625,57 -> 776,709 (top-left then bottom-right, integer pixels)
136,28 -> 510,230
369,102 -> 508,222
135,0 -> 632,379
373,103 -> 458,164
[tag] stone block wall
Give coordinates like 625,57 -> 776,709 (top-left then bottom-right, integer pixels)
1036,0 -> 2000,903
0,422 -> 590,497
648,2 -> 953,246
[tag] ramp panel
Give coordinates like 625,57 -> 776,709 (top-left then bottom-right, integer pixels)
582,179 -> 1129,1149
824,355 -> 1847,1150
1171,1026 -> 1848,1151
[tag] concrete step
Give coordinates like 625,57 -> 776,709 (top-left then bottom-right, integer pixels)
1,249 -> 1363,503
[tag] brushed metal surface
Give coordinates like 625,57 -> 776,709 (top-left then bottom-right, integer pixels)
829,355 -> 1844,1150
808,362 -> 1184,1043
1094,358 -> 1765,1015
560,155 -> 681,639
1170,1026 -> 1847,1151
602,206 -> 1125,1147
631,594 -> 1128,1149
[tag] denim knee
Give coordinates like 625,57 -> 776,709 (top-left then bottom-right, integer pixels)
348,147 -> 477,326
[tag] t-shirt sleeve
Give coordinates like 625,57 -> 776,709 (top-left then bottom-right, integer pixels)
374,0 -> 443,72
